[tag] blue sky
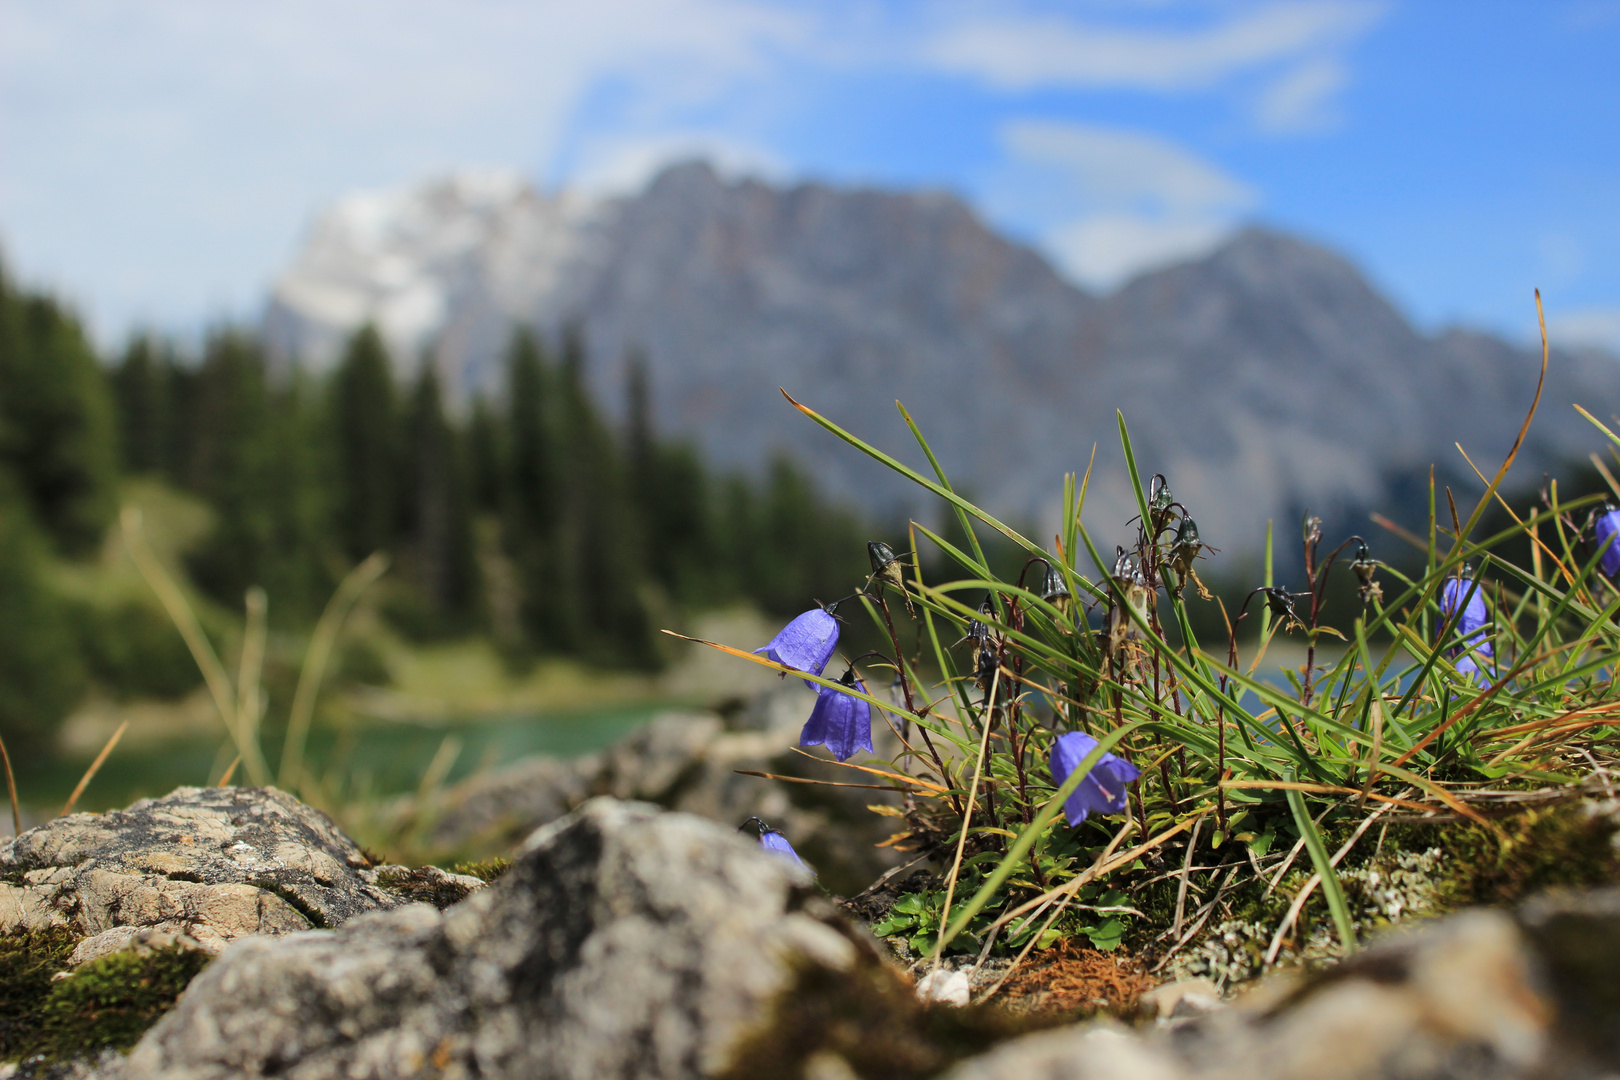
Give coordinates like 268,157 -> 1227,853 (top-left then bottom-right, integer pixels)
2,0 -> 1618,350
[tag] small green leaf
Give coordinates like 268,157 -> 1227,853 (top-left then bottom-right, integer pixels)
871,916 -> 915,937
1084,917 -> 1125,951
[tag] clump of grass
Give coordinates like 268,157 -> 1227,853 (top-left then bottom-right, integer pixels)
691,298 -> 1620,991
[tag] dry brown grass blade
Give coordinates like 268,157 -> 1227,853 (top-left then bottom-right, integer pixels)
1441,288 -> 1550,563
1370,512 -> 1428,552
932,665 -> 1001,970
733,770 -> 911,792
1172,814 -> 1204,939
1262,802 -> 1394,966
785,748 -> 950,793
1219,779 -> 1437,816
0,733 -> 20,836
1480,699 -> 1620,742
1387,638 -> 1581,771
976,818 -> 1137,1003
1456,444 -> 1574,583
61,720 -> 128,816
988,813 -> 1204,936
218,754 -> 243,786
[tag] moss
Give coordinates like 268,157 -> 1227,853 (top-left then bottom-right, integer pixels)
1,936 -> 210,1064
0,928 -> 78,1058
450,856 -> 511,882
376,866 -> 478,909
1423,801 -> 1620,909
718,947 -> 1064,1080
28,945 -> 212,1060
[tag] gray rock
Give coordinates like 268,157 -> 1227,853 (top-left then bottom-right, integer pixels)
0,786 -> 411,955
944,905 -> 1598,1080
940,1026 -> 1184,1080
118,797 -> 859,1080
425,752 -> 597,852
426,693 -> 906,895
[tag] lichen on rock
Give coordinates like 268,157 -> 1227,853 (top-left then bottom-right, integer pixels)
0,786 -> 416,956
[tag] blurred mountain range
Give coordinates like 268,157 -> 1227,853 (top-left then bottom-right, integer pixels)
266,162 -> 1620,557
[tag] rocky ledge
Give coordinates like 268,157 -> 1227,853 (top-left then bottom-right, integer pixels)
2,786 -> 1619,1079
0,785 -> 476,966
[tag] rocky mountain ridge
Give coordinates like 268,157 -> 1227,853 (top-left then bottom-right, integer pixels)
266,163 -> 1620,553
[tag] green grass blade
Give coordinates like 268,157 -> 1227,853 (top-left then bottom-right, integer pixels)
1285,776 -> 1356,956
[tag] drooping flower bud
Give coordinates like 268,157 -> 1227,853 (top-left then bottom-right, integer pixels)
1351,540 -> 1382,605
1041,564 -> 1071,617
867,540 -> 913,613
1148,474 -> 1176,534
868,541 -> 904,587
1261,587 -> 1304,632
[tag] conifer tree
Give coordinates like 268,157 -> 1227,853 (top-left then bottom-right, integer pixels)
0,265 -> 119,553
111,334 -> 175,475
503,328 -> 566,649
185,332 -> 331,619
0,475 -> 84,749
332,325 -> 399,563
465,396 -> 507,515
401,365 -> 477,624
625,352 -> 714,606
554,329 -> 655,666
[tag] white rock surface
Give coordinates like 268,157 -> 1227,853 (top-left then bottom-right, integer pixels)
0,786 -> 411,954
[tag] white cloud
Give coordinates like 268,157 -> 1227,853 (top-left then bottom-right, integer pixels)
922,1 -> 1384,92
1255,57 -> 1349,133
996,120 -> 1258,289
1047,214 -> 1233,288
1545,305 -> 1620,353
1002,120 -> 1256,214
0,0 -> 808,338
568,132 -> 789,197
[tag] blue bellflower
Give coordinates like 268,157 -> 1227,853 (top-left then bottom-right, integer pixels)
1439,577 -> 1493,679
759,829 -> 812,873
1048,731 -> 1141,827
1596,506 -> 1620,579
757,608 -> 839,689
800,668 -> 873,763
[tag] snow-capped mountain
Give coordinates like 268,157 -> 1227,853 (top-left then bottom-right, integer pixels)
266,163 -> 1620,554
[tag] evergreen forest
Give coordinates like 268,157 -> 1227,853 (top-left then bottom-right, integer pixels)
0,264 -> 869,752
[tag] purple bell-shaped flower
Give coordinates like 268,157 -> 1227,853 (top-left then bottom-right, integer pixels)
1048,731 -> 1141,827
800,667 -> 873,763
756,607 -> 839,689
1439,576 -> 1493,679
1595,506 -> 1620,579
